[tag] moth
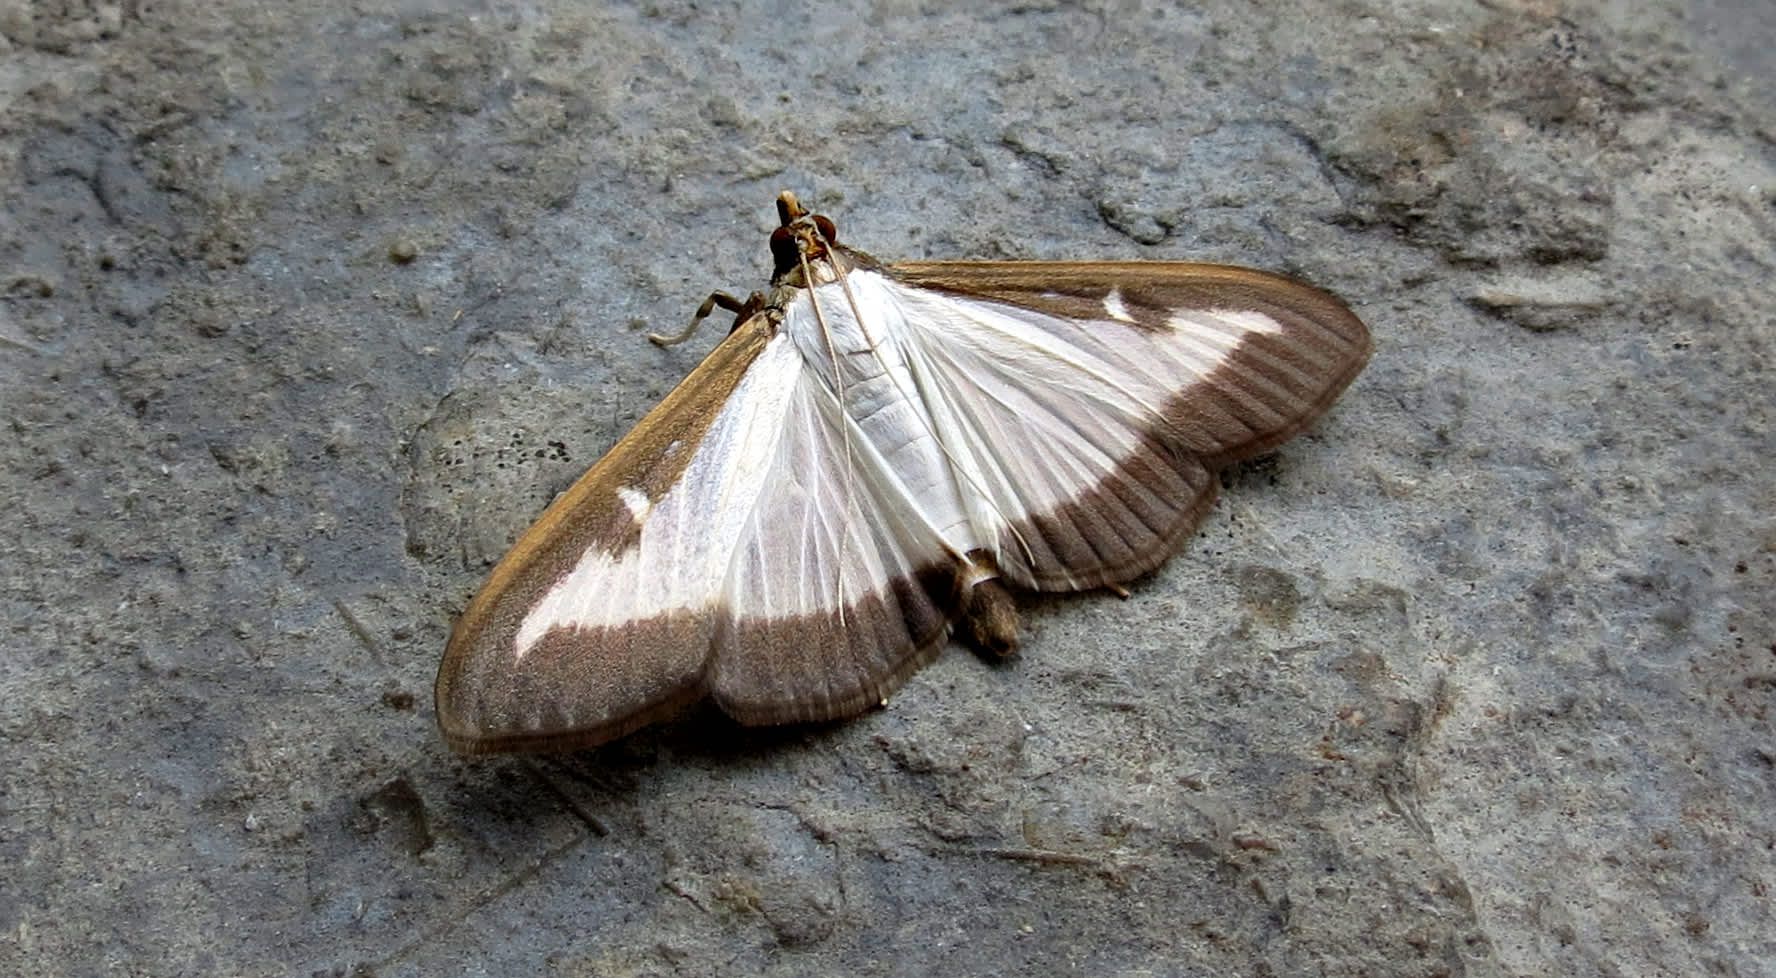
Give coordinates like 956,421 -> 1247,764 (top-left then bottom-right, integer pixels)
435,191 -> 1371,755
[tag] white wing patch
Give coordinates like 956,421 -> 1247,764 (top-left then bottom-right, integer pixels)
514,334 -> 806,655
617,486 -> 652,524
1102,287 -> 1134,323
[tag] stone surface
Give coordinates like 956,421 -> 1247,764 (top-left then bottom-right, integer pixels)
1,1 -> 1770,976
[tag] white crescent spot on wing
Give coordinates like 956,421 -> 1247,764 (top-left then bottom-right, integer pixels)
1102,287 -> 1134,323
618,486 -> 651,524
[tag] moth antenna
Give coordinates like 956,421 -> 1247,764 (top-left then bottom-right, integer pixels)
800,244 -> 862,621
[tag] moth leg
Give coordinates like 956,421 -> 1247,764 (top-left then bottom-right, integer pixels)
648,290 -> 765,346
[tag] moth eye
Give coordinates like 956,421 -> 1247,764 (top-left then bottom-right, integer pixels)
813,215 -> 837,244
769,226 -> 801,273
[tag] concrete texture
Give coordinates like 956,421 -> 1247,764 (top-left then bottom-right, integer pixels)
2,1 -> 1771,975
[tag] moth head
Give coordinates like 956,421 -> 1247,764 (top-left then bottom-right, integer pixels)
770,190 -> 839,284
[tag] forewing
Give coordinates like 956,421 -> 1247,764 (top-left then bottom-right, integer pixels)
435,316 -> 803,754
884,261 -> 1371,591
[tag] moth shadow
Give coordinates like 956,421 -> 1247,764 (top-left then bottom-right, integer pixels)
420,709 -> 849,852
639,702 -> 852,764
496,703 -> 852,786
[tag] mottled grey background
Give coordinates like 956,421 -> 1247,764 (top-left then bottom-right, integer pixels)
2,1 -> 1771,976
